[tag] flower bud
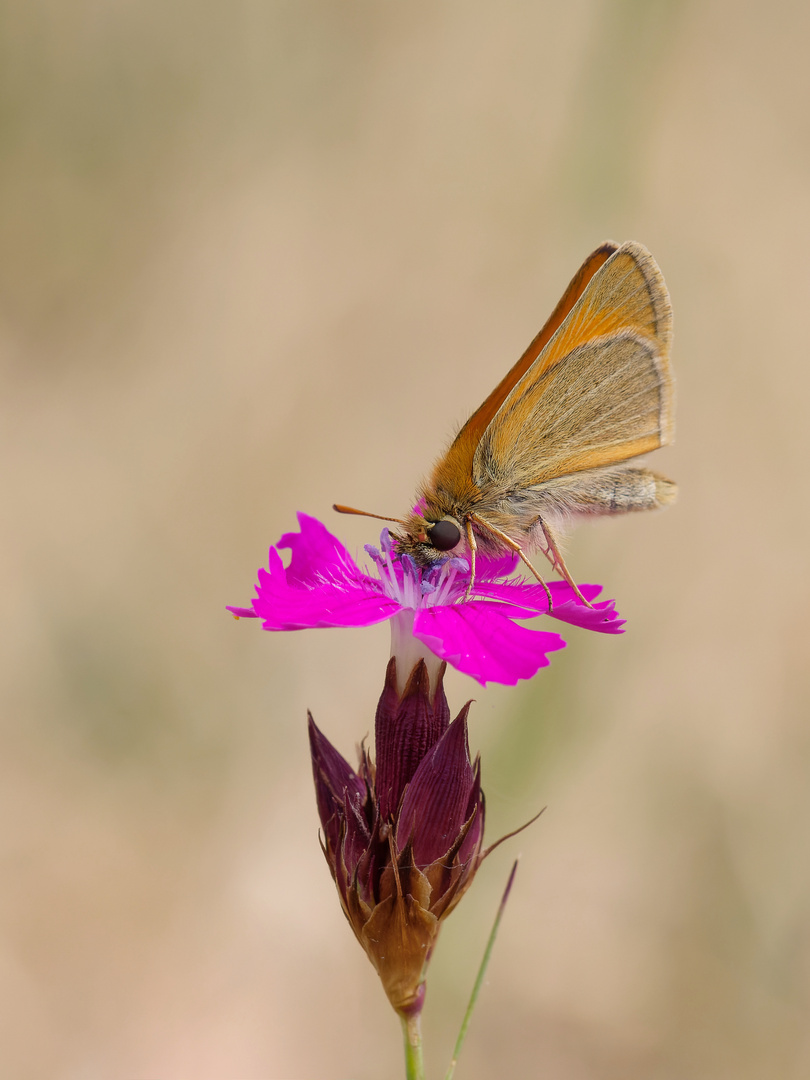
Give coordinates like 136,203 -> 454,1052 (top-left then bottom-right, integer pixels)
309,657 -> 485,1014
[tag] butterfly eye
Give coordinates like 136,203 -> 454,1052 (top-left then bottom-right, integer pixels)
427,519 -> 461,552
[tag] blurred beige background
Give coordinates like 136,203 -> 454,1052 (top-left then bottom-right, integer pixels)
2,1 -> 809,1077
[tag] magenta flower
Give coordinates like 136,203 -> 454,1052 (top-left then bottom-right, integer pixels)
228,513 -> 624,686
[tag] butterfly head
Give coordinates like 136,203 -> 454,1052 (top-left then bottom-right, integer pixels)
332,502 -> 466,567
394,513 -> 465,567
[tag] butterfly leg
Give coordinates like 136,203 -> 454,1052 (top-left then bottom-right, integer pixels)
463,517 -> 478,601
537,519 -> 593,608
468,513 -> 554,611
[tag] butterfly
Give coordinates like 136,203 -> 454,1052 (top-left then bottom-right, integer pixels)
336,240 -> 675,606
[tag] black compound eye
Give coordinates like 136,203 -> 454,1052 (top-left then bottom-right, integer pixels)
427,519 -> 461,552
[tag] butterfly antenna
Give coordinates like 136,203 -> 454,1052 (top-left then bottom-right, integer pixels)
333,504 -> 407,526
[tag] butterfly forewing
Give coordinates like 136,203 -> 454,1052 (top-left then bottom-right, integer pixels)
471,241 -> 673,491
428,242 -> 620,497
551,244 -> 672,370
473,331 -> 668,489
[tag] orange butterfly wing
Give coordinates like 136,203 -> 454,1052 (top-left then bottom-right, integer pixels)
428,242 -> 619,501
471,241 -> 674,489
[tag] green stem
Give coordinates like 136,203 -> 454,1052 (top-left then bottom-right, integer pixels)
444,860 -> 519,1080
401,1010 -> 425,1080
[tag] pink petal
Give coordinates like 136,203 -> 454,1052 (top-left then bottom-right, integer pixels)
474,579 -> 624,634
279,512 -> 365,586
413,601 -> 566,686
239,542 -> 400,630
546,594 -> 625,635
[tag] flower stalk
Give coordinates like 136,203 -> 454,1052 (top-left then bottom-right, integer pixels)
402,1011 -> 425,1080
